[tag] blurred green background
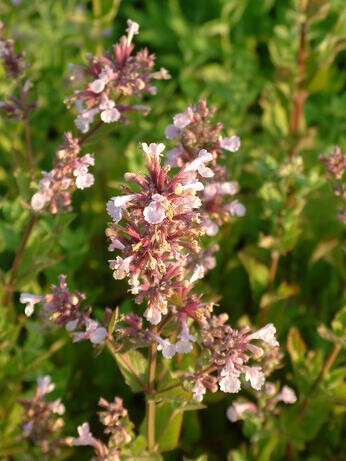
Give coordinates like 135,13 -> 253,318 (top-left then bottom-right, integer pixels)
0,0 -> 345,460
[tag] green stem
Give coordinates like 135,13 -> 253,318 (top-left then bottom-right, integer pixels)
146,341 -> 157,453
2,213 -> 37,306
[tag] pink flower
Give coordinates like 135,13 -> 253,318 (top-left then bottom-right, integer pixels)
175,318 -> 196,354
227,402 -> 257,422
185,149 -> 214,178
225,199 -> 246,217
272,385 -> 297,404
142,142 -> 165,162
109,256 -> 133,279
89,78 -> 106,94
72,422 -> 98,447
219,361 -> 241,393
219,135 -> 241,152
144,306 -> 161,325
143,194 -> 166,224
165,124 -> 180,139
248,323 -> 279,347
126,19 -> 139,45
73,319 -> 107,344
107,194 -> 136,222
20,293 -> 44,317
37,375 -> 55,397
192,380 -> 206,402
190,264 -> 205,284
173,107 -> 194,129
243,366 -> 265,391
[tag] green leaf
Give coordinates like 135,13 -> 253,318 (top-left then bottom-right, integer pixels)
115,350 -> 147,393
155,402 -> 183,452
287,327 -> 306,364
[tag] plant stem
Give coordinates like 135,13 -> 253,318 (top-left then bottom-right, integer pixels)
146,340 -> 157,452
2,213 -> 37,306
289,0 -> 309,156
18,81 -> 34,182
79,120 -> 103,145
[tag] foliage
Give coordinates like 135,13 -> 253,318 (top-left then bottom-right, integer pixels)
0,1 -> 345,460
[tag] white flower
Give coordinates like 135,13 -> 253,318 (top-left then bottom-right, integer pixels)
181,181 -> 204,193
37,375 -> 55,397
150,68 -> 171,80
72,422 -> 97,447
173,107 -> 193,129
50,398 -> 65,415
166,146 -> 183,167
185,149 -> 214,178
226,199 -> 246,217
154,335 -> 176,359
106,194 -> 135,222
89,78 -> 106,94
175,319 -> 196,354
73,319 -> 107,344
126,19 -> 140,44
219,361 -> 241,393
75,108 -> 99,133
99,95 -> 120,123
109,238 -> 126,252
144,305 -> 162,325
190,264 -> 205,284
101,107 -> 120,123
227,402 -> 257,422
192,380 -> 206,402
20,293 -> 43,317
66,319 -> 79,331
90,325 -> 107,344
75,172 -> 94,189
165,124 -> 180,139
243,366 -> 265,391
248,323 -> 279,347
143,194 -> 166,224
142,142 -> 165,163
201,218 -> 219,236
31,191 -> 48,210
204,181 -> 238,200
109,256 -> 133,280
274,386 -> 297,404
219,135 -> 241,152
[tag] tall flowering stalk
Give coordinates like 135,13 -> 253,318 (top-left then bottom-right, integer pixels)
22,141 -> 280,456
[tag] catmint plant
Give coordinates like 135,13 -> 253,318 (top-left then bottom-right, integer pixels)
21,140 -> 280,457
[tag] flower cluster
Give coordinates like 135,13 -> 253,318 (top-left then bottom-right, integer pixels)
165,99 -> 245,237
320,146 -> 346,222
20,275 -> 107,345
31,132 -> 94,212
105,141 -> 279,401
191,322 -> 280,402
20,376 -> 67,455
106,142 -> 210,324
0,21 -> 26,78
0,22 -> 37,119
227,382 -> 297,423
72,397 -> 133,461
66,19 -> 170,134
